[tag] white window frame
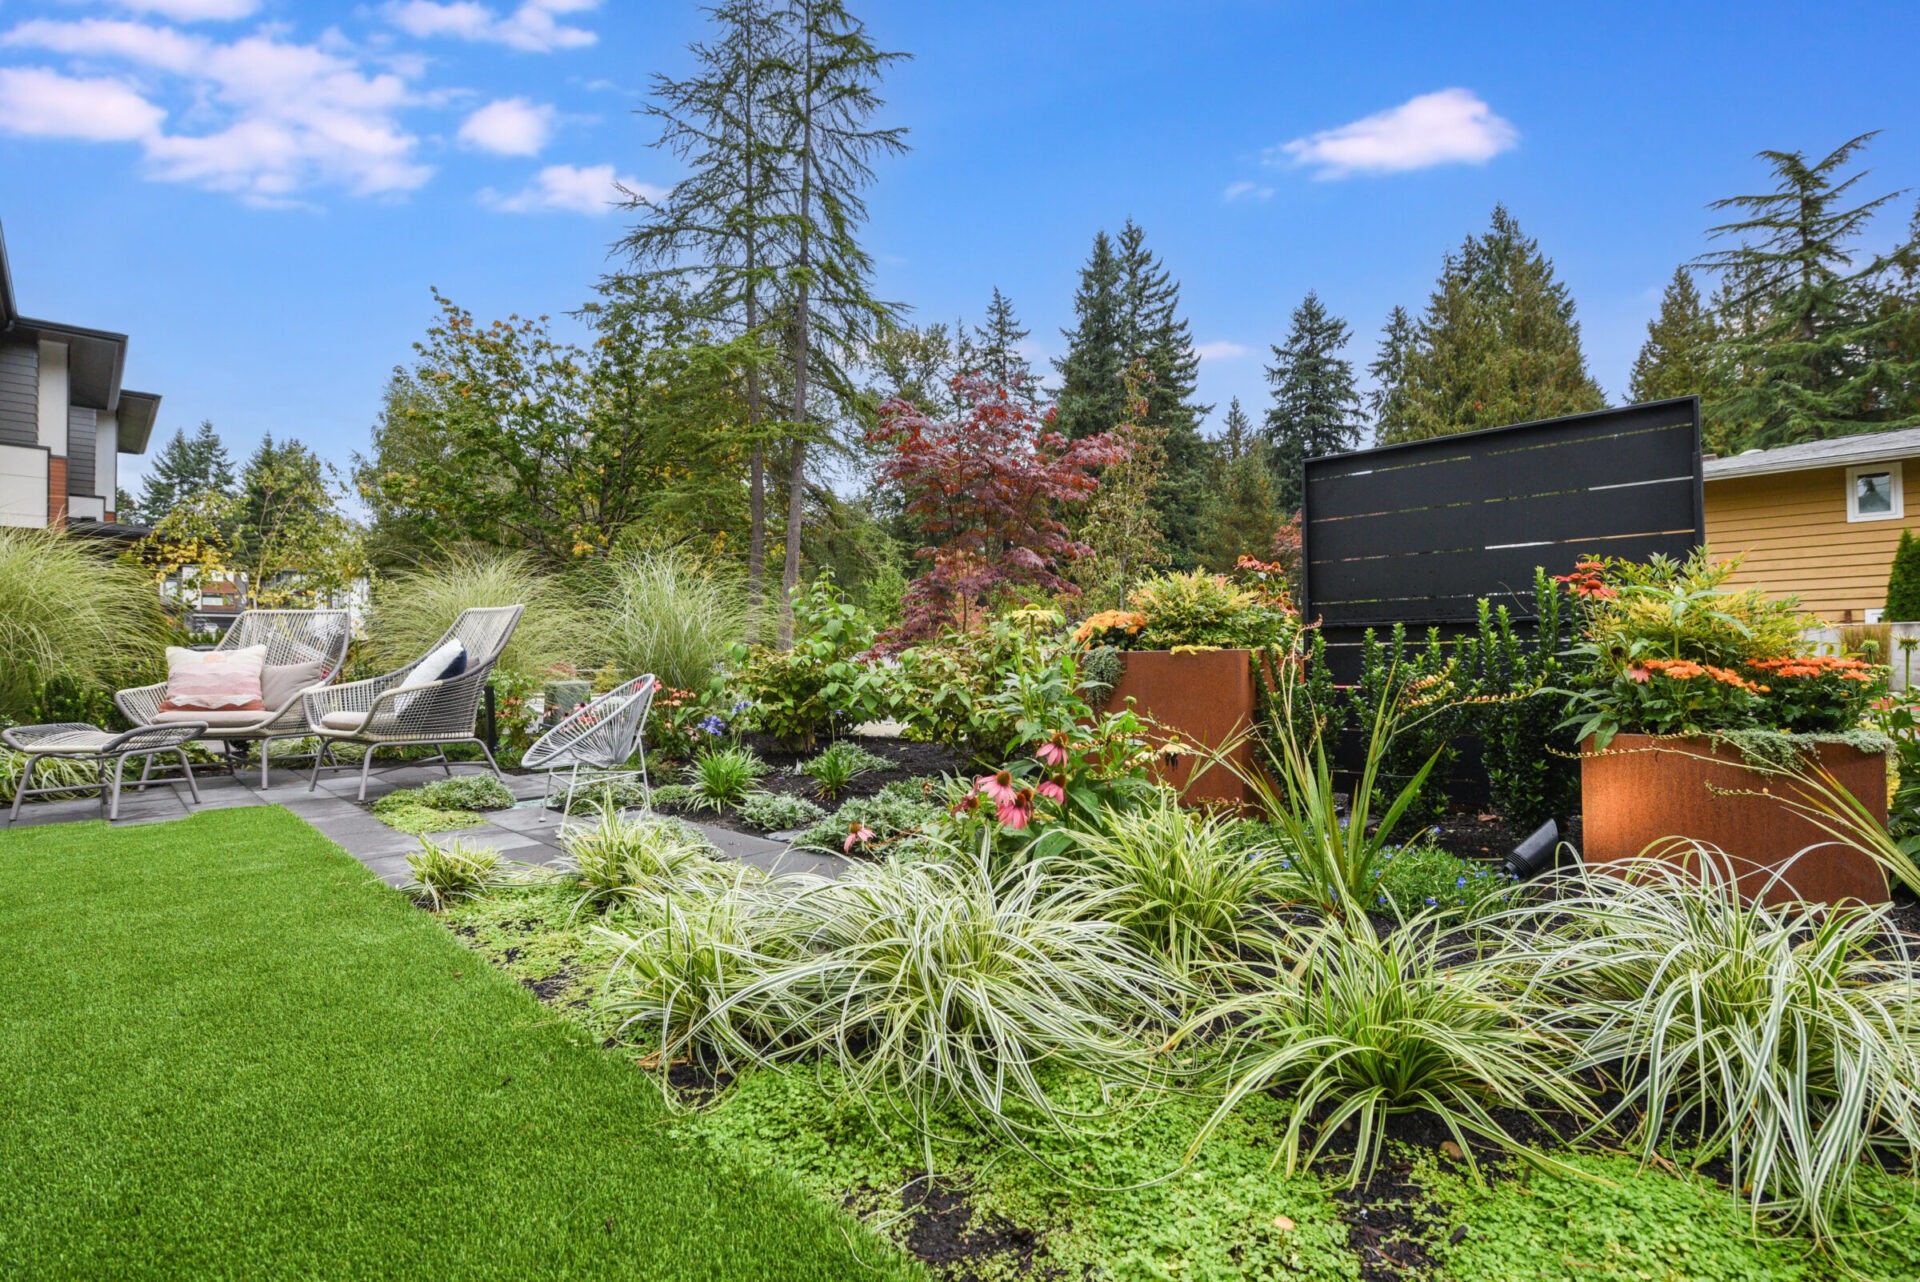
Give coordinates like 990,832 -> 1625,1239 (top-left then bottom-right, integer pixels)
1847,462 -> 1904,522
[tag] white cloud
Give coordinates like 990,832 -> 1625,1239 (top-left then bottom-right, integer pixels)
481,162 -> 654,215
103,0 -> 259,19
0,66 -> 163,141
0,19 -> 432,204
458,96 -> 555,155
386,0 -> 597,52
1222,180 -> 1273,202
1269,88 -> 1518,179
1194,341 -> 1249,362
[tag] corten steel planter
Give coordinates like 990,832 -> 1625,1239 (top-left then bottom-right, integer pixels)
1100,648 -> 1259,808
1580,733 -> 1889,906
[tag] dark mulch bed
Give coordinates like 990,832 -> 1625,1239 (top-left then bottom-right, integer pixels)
660,732 -> 965,837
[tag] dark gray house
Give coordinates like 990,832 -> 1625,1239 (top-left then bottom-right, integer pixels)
0,219 -> 159,530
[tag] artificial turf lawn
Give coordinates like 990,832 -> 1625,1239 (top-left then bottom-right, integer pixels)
0,807 -> 921,1282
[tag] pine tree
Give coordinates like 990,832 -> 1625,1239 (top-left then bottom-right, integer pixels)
772,0 -> 909,641
1629,268 -> 1724,407
1053,231 -> 1127,440
1196,397 -> 1282,571
970,286 -> 1036,404
1887,529 -> 1920,621
1366,305 -> 1415,444
1113,220 -> 1209,560
138,420 -> 234,522
619,0 -> 789,619
1264,291 -> 1361,512
1695,133 -> 1920,450
1385,206 -> 1605,444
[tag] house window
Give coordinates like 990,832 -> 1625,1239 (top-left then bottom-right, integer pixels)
1847,464 -> 1903,522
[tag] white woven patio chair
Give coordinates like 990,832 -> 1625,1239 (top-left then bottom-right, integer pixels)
302,605 -> 523,802
521,673 -> 657,818
5,721 -> 208,823
116,608 -> 353,787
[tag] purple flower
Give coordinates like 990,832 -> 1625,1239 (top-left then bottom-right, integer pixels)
699,715 -> 726,736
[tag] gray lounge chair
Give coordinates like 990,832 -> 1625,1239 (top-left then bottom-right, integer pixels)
521,673 -> 657,818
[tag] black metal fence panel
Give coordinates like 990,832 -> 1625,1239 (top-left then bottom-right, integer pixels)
1302,398 -> 1703,682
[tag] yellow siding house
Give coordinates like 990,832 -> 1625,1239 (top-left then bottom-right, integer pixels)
1704,426 -> 1920,622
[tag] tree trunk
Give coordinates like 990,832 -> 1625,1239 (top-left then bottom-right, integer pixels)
780,3 -> 816,648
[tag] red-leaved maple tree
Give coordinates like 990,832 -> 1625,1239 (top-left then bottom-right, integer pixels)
869,375 -> 1129,642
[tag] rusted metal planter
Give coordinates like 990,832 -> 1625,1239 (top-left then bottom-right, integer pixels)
1580,733 -> 1889,906
1100,648 -> 1259,808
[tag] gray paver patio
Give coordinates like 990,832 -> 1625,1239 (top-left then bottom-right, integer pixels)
2,756 -> 845,887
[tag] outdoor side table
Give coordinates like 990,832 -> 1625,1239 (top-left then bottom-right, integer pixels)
4,722 -> 209,823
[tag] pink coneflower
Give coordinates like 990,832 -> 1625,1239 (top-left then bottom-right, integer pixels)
976,770 -> 1018,805
1037,779 -> 1066,804
843,823 -> 876,853
1627,666 -> 1651,684
1035,736 -> 1068,767
997,787 -> 1035,830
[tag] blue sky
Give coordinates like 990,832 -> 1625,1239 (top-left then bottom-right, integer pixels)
2,0 -> 1917,494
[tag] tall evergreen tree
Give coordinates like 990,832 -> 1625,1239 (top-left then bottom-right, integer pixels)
772,0 -> 909,640
618,0 -> 788,618
1384,206 -> 1605,444
1365,305 -> 1415,444
1629,267 -> 1724,407
1196,397 -> 1282,571
138,420 -> 233,522
1264,291 -> 1361,512
1694,133 -> 1920,450
970,286 -> 1035,403
1052,231 -> 1127,440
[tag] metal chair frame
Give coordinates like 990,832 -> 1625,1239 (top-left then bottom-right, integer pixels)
4,722 -> 208,823
302,606 -> 524,802
521,674 -> 657,819
116,608 -> 353,787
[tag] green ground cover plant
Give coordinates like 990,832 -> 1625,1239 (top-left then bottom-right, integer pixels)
733,790 -> 827,832
371,773 -> 517,833
0,808 -> 918,1282
798,738 -> 889,799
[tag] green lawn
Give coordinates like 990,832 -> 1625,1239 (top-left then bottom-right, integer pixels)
0,807 -> 919,1282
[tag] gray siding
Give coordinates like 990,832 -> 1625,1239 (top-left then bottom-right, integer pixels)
67,406 -> 96,495
0,340 -> 34,449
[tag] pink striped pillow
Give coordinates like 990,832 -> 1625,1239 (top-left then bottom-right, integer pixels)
158,645 -> 268,713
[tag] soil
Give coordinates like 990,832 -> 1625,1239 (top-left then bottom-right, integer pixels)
661,732 -> 965,836
896,1175 -> 1068,1281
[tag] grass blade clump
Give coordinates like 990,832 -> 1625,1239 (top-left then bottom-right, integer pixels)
0,529 -> 164,721
683,745 -> 767,812
1492,852 -> 1920,1243
598,549 -> 757,691
798,739 -> 888,800
404,837 -> 510,910
557,810 -> 730,915
1060,796 -> 1293,975
364,549 -> 594,685
1180,913 -> 1590,1187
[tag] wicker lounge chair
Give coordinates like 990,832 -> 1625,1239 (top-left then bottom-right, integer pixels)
116,608 -> 353,787
521,674 -> 657,818
302,605 -> 523,801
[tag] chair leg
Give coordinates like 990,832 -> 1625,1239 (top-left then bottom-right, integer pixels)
260,739 -> 273,789
474,740 -> 504,782
357,746 -> 377,803
541,768 -> 555,821
638,750 -> 652,814
8,754 -> 37,823
307,739 -> 330,792
560,762 -> 580,819
178,750 -> 201,805
107,757 -> 127,822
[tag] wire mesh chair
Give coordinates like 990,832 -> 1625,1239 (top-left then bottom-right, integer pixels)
116,608 -> 353,787
4,722 -> 208,823
302,605 -> 523,802
521,674 -> 657,819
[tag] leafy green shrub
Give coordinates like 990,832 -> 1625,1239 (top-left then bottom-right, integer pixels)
1886,529 -> 1920,621
1492,855 -> 1920,1242
597,548 -> 757,690
733,791 -> 827,832
734,575 -> 885,751
1348,623 -> 1461,825
884,611 -> 1067,763
1062,798 -> 1292,974
798,739 -> 888,800
1454,570 -> 1578,827
682,746 -> 767,812
364,549 -> 596,686
403,837 -> 510,910
1124,570 -> 1292,650
1180,913 -> 1590,1186
648,782 -> 699,808
413,775 -> 517,811
796,779 -> 944,856
0,529 -> 164,723
557,810 -> 727,914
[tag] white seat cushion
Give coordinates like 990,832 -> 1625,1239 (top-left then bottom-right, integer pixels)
319,710 -> 371,733
151,708 -> 275,729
